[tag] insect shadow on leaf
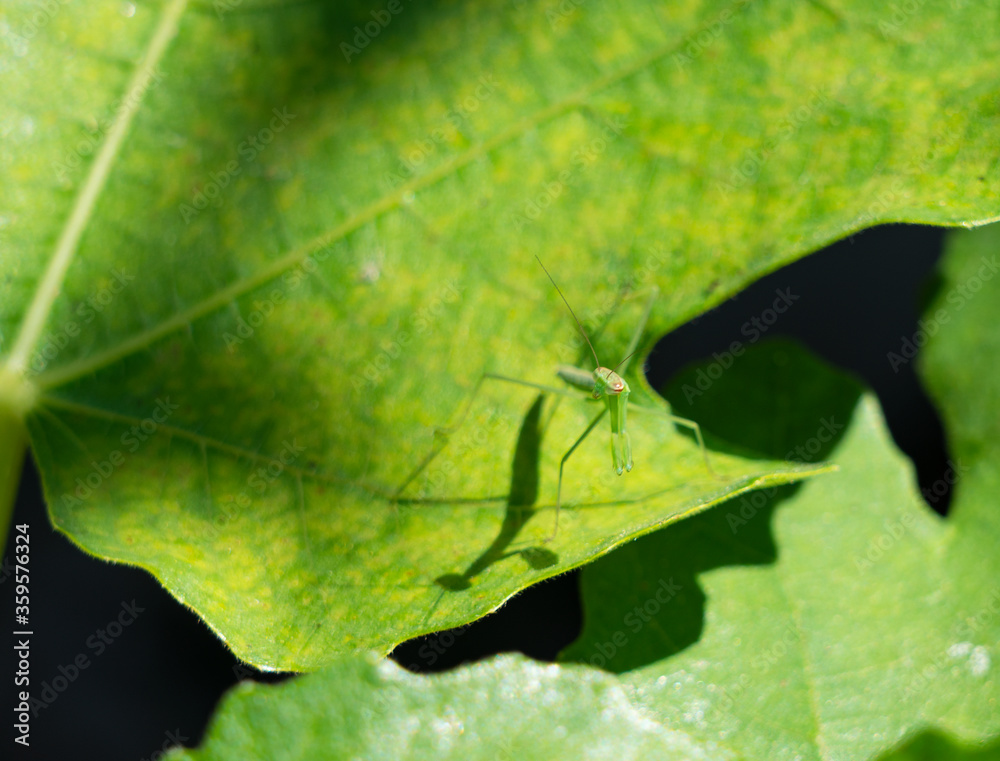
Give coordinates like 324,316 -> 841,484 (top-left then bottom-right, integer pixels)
435,394 -> 557,592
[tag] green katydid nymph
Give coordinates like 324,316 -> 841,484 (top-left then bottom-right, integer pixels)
536,256 -> 636,477
532,255 -> 715,539
399,255 -> 716,541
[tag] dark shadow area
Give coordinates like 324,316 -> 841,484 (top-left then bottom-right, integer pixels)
432,395 -> 557,592
564,340 -> 863,673
647,223 -> 953,514
392,572 -> 582,674
571,489 -> 790,672
395,395 -> 574,672
874,729 -> 1000,761
660,337 -> 862,464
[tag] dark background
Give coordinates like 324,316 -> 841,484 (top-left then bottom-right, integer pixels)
3,223 -> 953,760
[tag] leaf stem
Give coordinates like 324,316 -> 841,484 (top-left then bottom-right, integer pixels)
6,0 -> 189,374
0,367 -> 36,557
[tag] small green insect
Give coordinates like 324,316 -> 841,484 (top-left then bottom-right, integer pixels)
399,256 -> 716,540
529,255 -> 715,537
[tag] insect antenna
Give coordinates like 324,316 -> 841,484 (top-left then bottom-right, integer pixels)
535,255 -> 602,369
610,348 -> 641,377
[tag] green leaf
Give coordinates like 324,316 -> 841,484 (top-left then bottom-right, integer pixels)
162,224 -> 1000,758
562,223 -> 1000,757
2,0 -> 999,669
165,653 -> 741,761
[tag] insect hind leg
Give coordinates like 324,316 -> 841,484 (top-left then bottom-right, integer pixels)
392,372 -> 584,502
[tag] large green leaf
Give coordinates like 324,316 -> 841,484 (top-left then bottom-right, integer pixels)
165,652 -> 739,761
167,223 -> 1000,760
1,0 -> 999,669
